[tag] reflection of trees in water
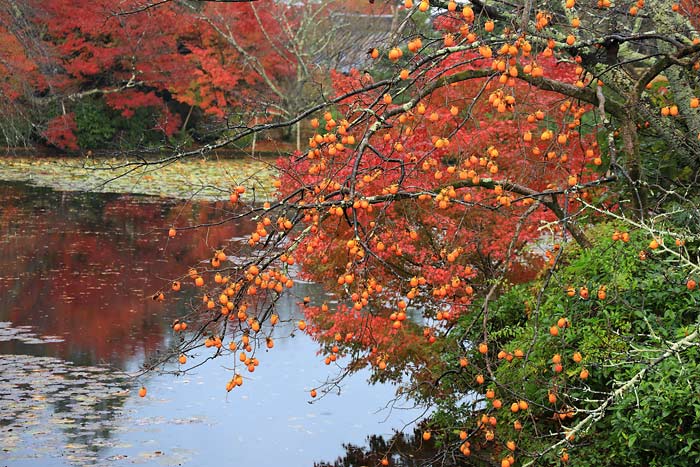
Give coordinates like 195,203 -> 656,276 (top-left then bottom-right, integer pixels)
0,354 -> 130,464
0,181 -> 255,368
0,182 -> 262,463
316,428 -> 449,467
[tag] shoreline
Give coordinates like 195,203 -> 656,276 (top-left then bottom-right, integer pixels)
0,142 -> 297,160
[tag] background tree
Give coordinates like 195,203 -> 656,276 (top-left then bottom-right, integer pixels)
0,0 -> 50,147
179,0 -> 399,150
0,0 -> 384,151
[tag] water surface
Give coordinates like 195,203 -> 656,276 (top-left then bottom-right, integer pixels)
0,182 -> 421,467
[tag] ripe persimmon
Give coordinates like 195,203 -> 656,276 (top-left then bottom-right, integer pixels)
597,287 -> 607,300
388,47 -> 402,61
579,286 -> 589,299
462,5 -> 474,22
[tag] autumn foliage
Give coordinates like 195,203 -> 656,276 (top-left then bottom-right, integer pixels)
5,0 -> 700,465
1,0 -> 353,149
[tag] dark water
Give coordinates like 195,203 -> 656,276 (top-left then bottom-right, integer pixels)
0,182 -> 422,467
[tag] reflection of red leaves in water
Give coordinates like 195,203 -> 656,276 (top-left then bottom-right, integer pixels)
0,184 -> 253,367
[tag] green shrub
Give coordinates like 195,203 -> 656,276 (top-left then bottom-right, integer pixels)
74,98 -> 117,149
433,222 -> 700,466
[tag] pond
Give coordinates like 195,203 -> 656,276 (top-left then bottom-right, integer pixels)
0,181 -> 424,467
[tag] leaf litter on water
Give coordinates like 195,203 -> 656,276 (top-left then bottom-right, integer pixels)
0,156 -> 279,201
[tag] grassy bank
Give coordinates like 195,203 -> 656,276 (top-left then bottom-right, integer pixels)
0,156 -> 279,200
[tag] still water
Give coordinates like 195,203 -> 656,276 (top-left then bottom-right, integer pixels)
0,182 -> 421,467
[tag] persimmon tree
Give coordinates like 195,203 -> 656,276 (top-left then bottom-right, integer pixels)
67,0 -> 699,465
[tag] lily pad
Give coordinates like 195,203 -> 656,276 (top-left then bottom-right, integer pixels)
0,321 -> 65,344
0,353 -> 130,466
